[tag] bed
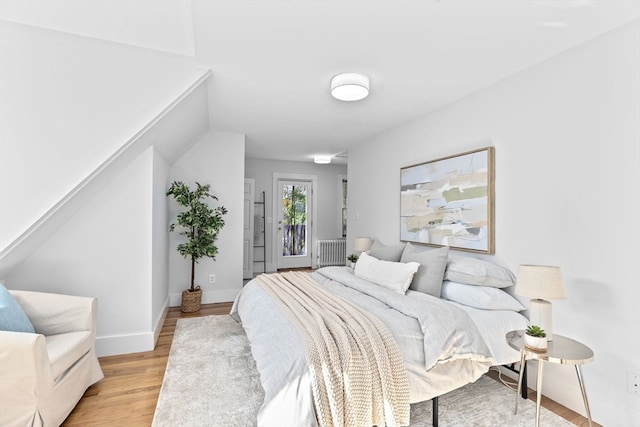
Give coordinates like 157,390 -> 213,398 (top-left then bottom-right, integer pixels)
231,247 -> 528,427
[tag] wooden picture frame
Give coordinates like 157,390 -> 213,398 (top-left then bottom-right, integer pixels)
400,147 -> 495,254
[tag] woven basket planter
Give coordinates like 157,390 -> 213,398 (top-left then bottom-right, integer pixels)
181,288 -> 202,313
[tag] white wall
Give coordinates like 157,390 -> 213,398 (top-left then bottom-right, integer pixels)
0,20 -> 204,251
169,131 -> 245,305
152,150 -> 171,343
3,129 -> 245,357
348,21 -> 639,426
245,158 -> 348,272
6,148 -> 163,357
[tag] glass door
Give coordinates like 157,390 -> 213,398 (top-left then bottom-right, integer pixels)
277,179 -> 312,269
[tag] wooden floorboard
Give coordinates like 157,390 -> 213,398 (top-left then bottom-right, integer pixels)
63,302 -> 233,426
64,301 -> 596,426
485,369 -> 600,427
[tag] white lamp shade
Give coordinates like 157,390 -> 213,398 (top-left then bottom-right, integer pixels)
331,73 -> 369,101
515,265 -> 566,300
354,237 -> 372,253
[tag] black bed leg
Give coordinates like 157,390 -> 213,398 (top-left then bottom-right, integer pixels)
432,396 -> 438,427
504,362 -> 529,400
522,361 -> 528,399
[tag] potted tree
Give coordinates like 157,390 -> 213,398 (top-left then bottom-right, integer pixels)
524,325 -> 547,351
167,181 -> 228,312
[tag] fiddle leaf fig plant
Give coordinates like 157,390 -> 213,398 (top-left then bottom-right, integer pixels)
167,181 -> 228,292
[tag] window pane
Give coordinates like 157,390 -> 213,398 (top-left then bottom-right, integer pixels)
282,184 -> 307,256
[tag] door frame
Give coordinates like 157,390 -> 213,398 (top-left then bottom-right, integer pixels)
338,174 -> 347,238
272,173 -> 318,270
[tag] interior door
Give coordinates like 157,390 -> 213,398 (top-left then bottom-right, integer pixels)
277,179 -> 312,269
243,179 -> 255,280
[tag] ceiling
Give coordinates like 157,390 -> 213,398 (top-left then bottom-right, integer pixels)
193,1 -> 639,164
3,1 -> 640,164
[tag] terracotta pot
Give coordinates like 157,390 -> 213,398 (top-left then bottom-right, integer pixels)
181,288 -> 202,313
525,334 -> 547,351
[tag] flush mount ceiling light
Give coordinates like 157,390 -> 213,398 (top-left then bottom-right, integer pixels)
331,73 -> 369,101
314,155 -> 331,164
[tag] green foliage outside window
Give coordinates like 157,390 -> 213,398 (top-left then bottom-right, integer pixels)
282,185 -> 307,255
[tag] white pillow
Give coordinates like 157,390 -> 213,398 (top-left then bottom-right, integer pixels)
441,280 -> 525,311
355,252 -> 420,294
444,256 -> 516,288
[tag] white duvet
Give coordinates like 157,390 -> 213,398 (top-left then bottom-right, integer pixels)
231,266 -> 494,427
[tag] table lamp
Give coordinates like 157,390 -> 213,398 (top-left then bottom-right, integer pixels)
515,265 -> 566,341
354,237 -> 372,254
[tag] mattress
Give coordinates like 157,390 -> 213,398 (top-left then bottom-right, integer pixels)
231,266 -> 497,426
444,300 -> 528,365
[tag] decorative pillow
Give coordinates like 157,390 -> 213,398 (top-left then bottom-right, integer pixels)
444,255 -> 516,288
367,240 -> 406,262
354,252 -> 420,294
0,284 -> 36,333
400,243 -> 449,297
441,280 -> 525,311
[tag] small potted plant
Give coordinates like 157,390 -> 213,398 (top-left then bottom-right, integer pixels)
524,325 -> 547,351
167,181 -> 228,312
347,253 -> 359,268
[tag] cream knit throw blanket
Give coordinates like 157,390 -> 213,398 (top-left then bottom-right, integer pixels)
255,272 -> 410,427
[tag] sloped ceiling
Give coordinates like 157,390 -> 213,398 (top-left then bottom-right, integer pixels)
0,19 -> 210,276
2,0 -> 639,167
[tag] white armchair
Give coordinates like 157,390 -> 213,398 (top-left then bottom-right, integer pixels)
0,290 -> 104,426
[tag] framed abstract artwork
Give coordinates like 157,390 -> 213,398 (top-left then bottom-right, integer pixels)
400,147 -> 495,254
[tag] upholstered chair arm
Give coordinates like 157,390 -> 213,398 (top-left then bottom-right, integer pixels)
10,291 -> 97,336
0,331 -> 53,406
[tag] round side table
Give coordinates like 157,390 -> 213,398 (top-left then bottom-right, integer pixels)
506,330 -> 594,427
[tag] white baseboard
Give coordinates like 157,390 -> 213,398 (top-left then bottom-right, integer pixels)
96,297 -> 169,357
97,290 -> 238,357
96,332 -> 156,357
153,299 -> 170,347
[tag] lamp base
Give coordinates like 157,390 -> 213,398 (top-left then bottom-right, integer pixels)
529,298 -> 553,341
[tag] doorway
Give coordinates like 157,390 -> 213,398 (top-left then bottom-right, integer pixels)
273,173 -> 317,270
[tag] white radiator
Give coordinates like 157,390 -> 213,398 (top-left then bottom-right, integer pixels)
316,239 -> 347,267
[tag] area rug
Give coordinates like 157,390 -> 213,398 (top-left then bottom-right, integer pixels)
152,315 -> 574,427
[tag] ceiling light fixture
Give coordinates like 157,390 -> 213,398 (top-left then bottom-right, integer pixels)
314,155 -> 331,164
331,73 -> 369,101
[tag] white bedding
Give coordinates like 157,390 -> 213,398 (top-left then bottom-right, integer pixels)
444,300 -> 528,365
232,266 -> 501,427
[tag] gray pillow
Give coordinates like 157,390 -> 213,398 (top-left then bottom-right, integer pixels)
367,240 -> 406,262
444,255 -> 516,288
400,243 -> 449,297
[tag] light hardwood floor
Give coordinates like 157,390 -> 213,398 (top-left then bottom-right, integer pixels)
64,302 -> 598,426
63,303 -> 232,426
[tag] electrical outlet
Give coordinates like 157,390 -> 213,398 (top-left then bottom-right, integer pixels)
629,372 -> 639,395
209,274 -> 216,284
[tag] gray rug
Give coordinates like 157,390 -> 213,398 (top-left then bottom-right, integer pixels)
153,315 -> 574,426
